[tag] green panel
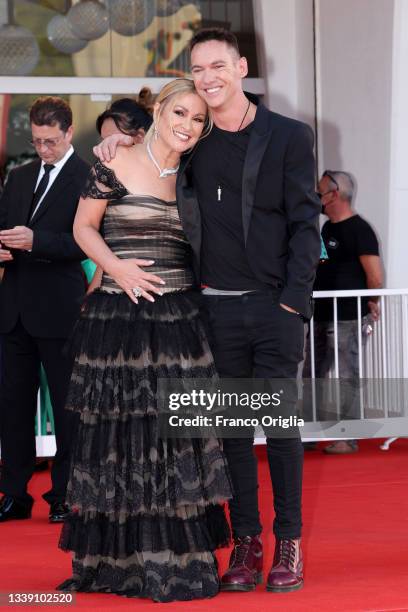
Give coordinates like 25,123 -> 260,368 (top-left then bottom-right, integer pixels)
81,259 -> 97,283
39,365 -> 55,436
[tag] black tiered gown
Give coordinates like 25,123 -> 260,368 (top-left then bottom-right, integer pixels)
57,161 -> 232,602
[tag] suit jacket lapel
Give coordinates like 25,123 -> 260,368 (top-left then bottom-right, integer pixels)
176,149 -> 201,261
21,160 -> 42,225
29,153 -> 78,226
242,104 -> 274,245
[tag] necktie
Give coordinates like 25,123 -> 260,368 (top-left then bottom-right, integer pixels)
29,164 -> 55,221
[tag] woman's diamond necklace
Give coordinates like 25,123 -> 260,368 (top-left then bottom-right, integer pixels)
146,140 -> 180,178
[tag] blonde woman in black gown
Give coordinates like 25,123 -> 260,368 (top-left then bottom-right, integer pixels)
57,79 -> 232,602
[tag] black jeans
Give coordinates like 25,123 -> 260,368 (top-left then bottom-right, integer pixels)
203,291 -> 305,539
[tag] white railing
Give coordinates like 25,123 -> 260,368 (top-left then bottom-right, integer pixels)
35,394 -> 56,457
257,289 -> 408,443
310,288 -> 408,379
299,288 -> 408,442
29,288 -> 408,455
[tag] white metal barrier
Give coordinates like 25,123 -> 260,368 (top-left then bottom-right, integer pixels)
258,289 -> 408,444
28,288 -> 408,455
311,288 -> 408,379
299,288 -> 408,443
35,394 -> 56,457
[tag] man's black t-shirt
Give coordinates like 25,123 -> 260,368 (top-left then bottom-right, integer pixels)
191,123 -> 267,290
314,215 -> 379,321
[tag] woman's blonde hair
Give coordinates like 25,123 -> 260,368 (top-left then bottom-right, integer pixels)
145,78 -> 212,143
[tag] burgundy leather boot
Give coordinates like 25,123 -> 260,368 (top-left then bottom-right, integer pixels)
220,535 -> 263,591
266,537 -> 303,592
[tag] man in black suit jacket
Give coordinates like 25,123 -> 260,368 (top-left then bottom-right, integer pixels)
0,97 -> 89,523
184,29 -> 321,594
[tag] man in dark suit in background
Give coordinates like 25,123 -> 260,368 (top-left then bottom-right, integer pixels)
0,97 -> 89,523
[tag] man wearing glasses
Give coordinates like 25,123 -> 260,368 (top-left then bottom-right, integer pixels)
0,97 -> 89,522
304,170 -> 383,453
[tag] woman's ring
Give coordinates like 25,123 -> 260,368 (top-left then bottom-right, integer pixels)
132,287 -> 142,298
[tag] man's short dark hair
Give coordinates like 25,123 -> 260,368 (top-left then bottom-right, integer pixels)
189,27 -> 240,57
29,96 -> 72,132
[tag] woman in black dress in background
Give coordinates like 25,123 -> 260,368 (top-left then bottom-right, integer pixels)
57,78 -> 232,602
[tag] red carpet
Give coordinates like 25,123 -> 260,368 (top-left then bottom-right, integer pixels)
1,439 -> 407,611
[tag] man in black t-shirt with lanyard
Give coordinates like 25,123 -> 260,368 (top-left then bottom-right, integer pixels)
187,29 -> 321,595
304,170 -> 383,453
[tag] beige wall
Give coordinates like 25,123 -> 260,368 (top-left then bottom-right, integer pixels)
253,0 -> 315,124
315,0 -> 394,281
387,0 -> 408,288
253,0 -> 407,287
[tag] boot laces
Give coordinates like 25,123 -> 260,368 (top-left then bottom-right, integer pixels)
231,536 -> 252,567
279,538 -> 297,569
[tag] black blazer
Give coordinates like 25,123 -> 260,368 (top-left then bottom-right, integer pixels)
176,100 -> 321,319
0,152 -> 90,338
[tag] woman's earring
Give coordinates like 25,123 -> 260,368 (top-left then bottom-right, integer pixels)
153,125 -> 159,140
